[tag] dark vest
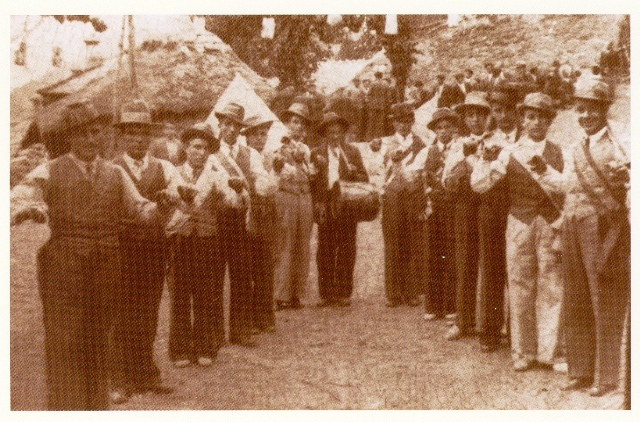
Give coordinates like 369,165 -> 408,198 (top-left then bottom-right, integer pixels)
506,141 -> 564,223
46,155 -> 124,240
113,156 -> 168,240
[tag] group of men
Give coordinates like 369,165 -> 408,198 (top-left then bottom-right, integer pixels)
11,87 -> 375,408
373,75 -> 629,398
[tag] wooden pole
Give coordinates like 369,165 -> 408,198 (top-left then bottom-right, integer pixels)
128,15 -> 137,90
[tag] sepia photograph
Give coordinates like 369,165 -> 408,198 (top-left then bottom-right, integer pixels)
8,11 -> 631,412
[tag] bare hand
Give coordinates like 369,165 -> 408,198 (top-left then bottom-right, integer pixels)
272,155 -> 285,173
463,139 -> 478,157
177,185 -> 198,203
528,155 -> 547,174
483,143 -> 502,161
228,177 -> 245,193
370,138 -> 382,153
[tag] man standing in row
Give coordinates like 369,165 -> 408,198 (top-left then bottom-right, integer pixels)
10,102 -> 164,410
375,103 -> 428,308
110,100 -> 179,403
311,112 -> 369,307
541,78 -> 630,396
214,103 -> 256,347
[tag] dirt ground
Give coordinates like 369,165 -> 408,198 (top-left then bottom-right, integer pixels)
10,215 -> 624,410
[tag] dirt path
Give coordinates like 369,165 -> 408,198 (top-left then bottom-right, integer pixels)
10,220 -> 624,410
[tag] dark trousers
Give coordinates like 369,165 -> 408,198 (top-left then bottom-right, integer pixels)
424,197 -> 456,317
169,235 -> 225,361
38,237 -> 120,410
218,209 -> 253,343
477,188 -> 509,346
317,215 -> 358,301
250,235 -> 276,330
453,199 -> 480,333
562,214 -> 630,388
112,236 -> 166,391
382,191 -> 427,304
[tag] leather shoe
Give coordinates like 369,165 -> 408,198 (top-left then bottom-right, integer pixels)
173,358 -> 191,368
386,300 -> 401,308
513,359 -> 534,372
445,325 -> 462,341
110,389 -> 130,405
275,300 -> 290,311
289,298 -> 303,309
336,298 -> 351,307
561,377 -> 593,391
316,299 -> 335,308
588,385 -> 615,397
406,298 -> 421,307
480,342 -> 499,353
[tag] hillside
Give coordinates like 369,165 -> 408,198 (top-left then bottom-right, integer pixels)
412,14 -> 624,80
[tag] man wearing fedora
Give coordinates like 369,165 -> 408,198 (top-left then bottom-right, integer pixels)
213,102 -> 258,347
242,117 -> 280,332
374,103 -> 428,308
539,78 -> 629,396
421,108 -> 461,321
110,100 -> 180,402
271,103 -> 315,311
310,112 -> 369,307
11,102 -> 165,410
470,86 -> 520,352
442,92 -> 492,341
471,92 -> 565,372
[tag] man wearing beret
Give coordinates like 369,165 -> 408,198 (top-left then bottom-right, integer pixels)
373,103 -> 428,308
422,108 -> 461,321
310,112 -> 369,307
110,100 -> 180,403
539,78 -> 630,396
10,102 -> 166,410
471,92 -> 565,372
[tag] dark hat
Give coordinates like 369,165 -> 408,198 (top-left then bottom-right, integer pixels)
488,87 -> 520,107
215,102 -> 246,126
427,108 -> 461,131
180,122 -> 218,149
454,91 -> 491,115
388,103 -> 415,122
517,92 -> 557,119
61,102 -> 100,134
281,103 -> 311,124
114,99 -> 161,130
574,77 -> 614,104
240,115 -> 274,136
317,112 -> 350,134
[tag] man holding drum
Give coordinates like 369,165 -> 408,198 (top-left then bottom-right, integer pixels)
310,112 -> 369,307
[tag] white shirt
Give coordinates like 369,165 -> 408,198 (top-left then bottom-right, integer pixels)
327,145 -> 341,189
470,136 -> 551,194
221,140 -> 277,196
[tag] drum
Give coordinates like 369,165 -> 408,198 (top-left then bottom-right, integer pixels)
338,181 -> 381,222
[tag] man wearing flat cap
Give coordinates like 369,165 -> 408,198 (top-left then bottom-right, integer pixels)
213,102 -> 259,347
471,86 -> 520,352
110,100 -> 180,403
422,108 -> 461,321
10,102 -> 166,410
310,112 -> 369,307
539,78 -> 629,397
373,103 -> 428,308
471,92 -> 565,372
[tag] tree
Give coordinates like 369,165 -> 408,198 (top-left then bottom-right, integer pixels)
378,16 -> 419,99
